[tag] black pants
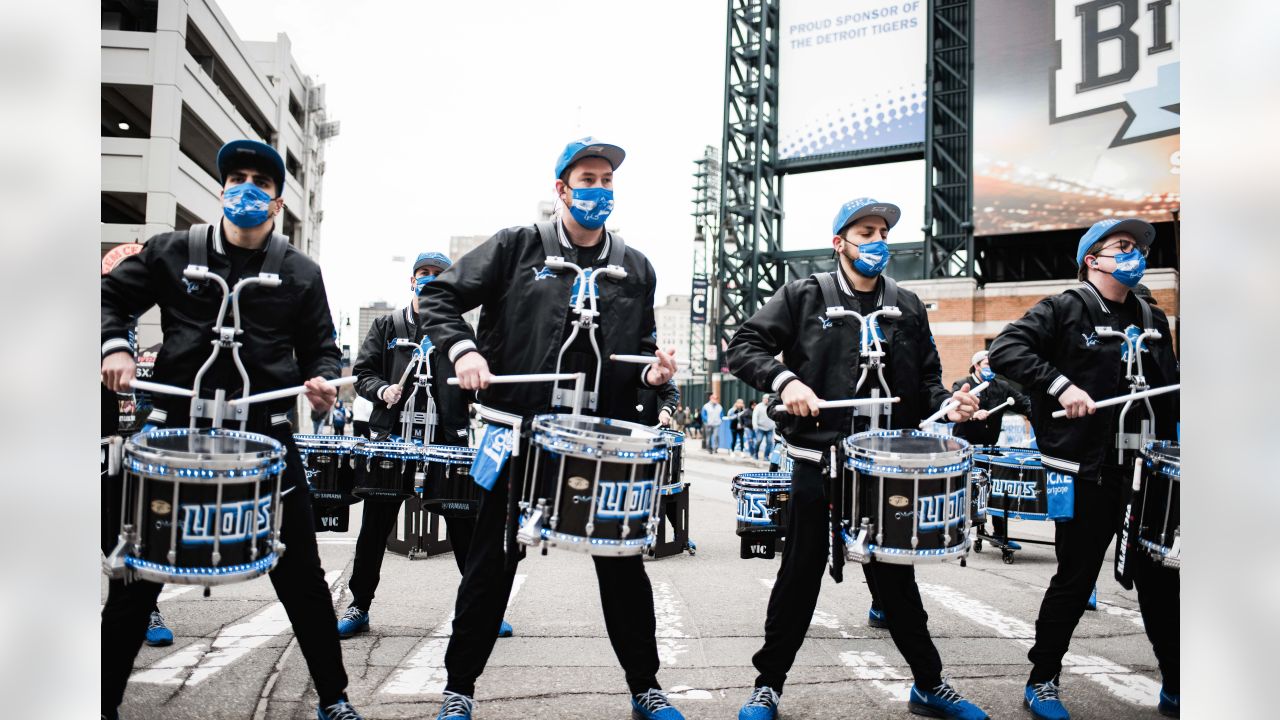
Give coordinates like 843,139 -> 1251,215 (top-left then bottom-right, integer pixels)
347,498 -> 474,611
353,420 -> 370,439
1027,466 -> 1179,693
752,461 -> 943,692
443,465 -> 661,697
101,435 -> 348,713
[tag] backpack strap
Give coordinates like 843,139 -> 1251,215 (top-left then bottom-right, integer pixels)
391,305 -> 412,342
881,275 -> 899,309
813,272 -> 842,313
1134,293 -> 1153,331
534,220 -> 562,261
606,230 -> 627,268
259,232 -> 289,277
1066,283 -> 1111,331
187,224 -> 210,270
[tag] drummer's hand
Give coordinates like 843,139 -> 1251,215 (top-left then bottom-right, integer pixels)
973,409 -> 990,421
945,383 -> 979,422
381,384 -> 403,407
780,379 -> 822,417
455,351 -> 492,390
101,351 -> 136,393
304,376 -> 337,412
1058,384 -> 1096,419
645,346 -> 678,386
658,409 -> 673,427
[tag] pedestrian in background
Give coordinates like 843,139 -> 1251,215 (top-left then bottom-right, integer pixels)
753,394 -> 776,461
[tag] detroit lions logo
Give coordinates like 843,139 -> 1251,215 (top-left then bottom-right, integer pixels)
183,278 -> 202,294
531,266 -> 556,281
1081,332 -> 1100,347
1121,324 -> 1149,362
818,314 -> 833,330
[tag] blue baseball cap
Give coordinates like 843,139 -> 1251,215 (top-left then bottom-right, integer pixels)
1075,218 -> 1156,266
413,252 -> 452,273
554,137 -> 626,180
216,139 -> 286,196
832,197 -> 901,235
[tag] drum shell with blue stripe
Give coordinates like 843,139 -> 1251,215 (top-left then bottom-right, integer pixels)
294,434 -> 358,505
117,428 -> 286,585
974,446 -> 1048,521
659,429 -> 685,494
731,472 -> 791,539
353,441 -> 423,501
1137,440 -> 1179,568
422,444 -> 481,517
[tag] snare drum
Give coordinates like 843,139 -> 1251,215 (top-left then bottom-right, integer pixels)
518,414 -> 668,556
968,466 -> 990,526
975,447 -> 1048,521
659,429 -> 685,494
842,430 -> 972,564
352,441 -> 423,501
294,434 -> 358,505
731,472 -> 791,538
421,444 -> 481,517
105,428 -> 287,585
1137,441 -> 1180,569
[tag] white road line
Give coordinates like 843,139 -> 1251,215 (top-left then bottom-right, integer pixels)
760,578 -> 908,701
652,580 -> 714,701
132,571 -> 342,686
1095,599 -> 1146,629
380,574 -> 527,696
917,583 -> 1159,706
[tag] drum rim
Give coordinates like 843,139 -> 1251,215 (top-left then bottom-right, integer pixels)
1141,440 -> 1180,469
125,427 -> 285,475
423,444 -> 478,463
972,445 -> 1043,467
293,434 -> 360,452
843,429 -> 971,473
354,441 -> 426,459
532,413 -> 668,461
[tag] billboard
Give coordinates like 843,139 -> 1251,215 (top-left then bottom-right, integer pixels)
690,277 -> 708,324
974,0 -> 1180,235
778,0 -> 927,162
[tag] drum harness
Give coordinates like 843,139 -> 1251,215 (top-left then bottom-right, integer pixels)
390,307 -> 441,446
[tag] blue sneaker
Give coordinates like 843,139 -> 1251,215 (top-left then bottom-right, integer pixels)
1006,540 -> 1022,550
908,681 -> 989,719
435,691 -> 474,719
337,606 -> 369,639
1086,587 -> 1097,611
631,688 -> 684,719
498,619 -> 514,638
1024,680 -> 1069,720
738,685 -> 780,719
316,698 -> 364,720
868,606 -> 889,629
145,611 -> 174,647
1158,688 -> 1179,718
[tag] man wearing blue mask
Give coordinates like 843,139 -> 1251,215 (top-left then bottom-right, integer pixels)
990,218 -> 1180,719
101,139 -> 364,720
339,252 -> 513,641
727,198 -> 986,720
419,137 -> 682,720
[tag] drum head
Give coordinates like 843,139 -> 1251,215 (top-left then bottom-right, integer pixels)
533,414 -> 667,462
126,428 -> 284,477
293,434 -> 357,453
844,430 -> 970,475
850,431 -> 968,456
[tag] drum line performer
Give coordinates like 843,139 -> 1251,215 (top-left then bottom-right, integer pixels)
100,139 -> 364,720
418,138 -> 683,720
337,251 -> 513,640
726,197 -> 987,720
989,218 -> 1179,719
951,349 -> 1033,547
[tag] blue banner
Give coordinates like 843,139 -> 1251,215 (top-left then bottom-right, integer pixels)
470,424 -> 512,491
1046,470 -> 1075,521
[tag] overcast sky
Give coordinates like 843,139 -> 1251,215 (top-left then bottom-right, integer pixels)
219,0 -> 923,350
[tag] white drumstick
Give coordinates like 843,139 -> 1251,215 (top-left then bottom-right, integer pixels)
447,372 -> 581,386
774,396 -> 900,413
230,375 -> 358,407
608,353 -> 690,367
1051,383 -> 1180,419
130,379 -> 195,397
918,380 -> 991,428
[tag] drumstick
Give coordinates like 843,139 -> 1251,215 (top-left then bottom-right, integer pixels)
608,354 -> 690,366
773,396 -> 900,413
229,375 -> 358,407
1051,383 -> 1180,418
918,380 -> 991,428
446,372 -> 582,386
131,379 -> 195,397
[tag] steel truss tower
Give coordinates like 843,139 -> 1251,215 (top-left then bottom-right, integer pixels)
922,0 -> 975,278
689,146 -> 720,381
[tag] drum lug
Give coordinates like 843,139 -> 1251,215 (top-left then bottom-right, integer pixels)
517,500 -> 547,548
844,519 -> 871,564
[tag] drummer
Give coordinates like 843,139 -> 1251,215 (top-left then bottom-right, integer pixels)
338,251 -> 513,640
989,218 -> 1180,719
418,137 -> 682,720
100,139 -> 364,720
950,349 -> 1033,546
726,197 -> 985,720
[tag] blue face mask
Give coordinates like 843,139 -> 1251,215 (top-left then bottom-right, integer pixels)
852,240 -> 890,277
1108,249 -> 1147,288
222,182 -> 273,228
566,185 -> 614,230
978,367 -> 996,381
414,275 -> 435,294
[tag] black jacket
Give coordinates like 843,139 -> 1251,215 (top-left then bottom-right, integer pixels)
637,381 -> 681,426
727,273 -> 952,458
949,374 -> 1032,446
352,304 -> 469,441
988,281 -> 1178,481
418,223 -> 660,420
101,224 -> 339,425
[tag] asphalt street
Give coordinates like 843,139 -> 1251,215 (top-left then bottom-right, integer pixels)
107,447 -> 1170,719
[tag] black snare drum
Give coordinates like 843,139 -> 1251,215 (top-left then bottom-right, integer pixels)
105,428 -> 287,585
421,444 -> 481,517
968,467 -> 989,526
660,430 -> 685,493
731,472 -> 791,539
353,441 -> 423,501
1137,441 -> 1180,569
974,447 -> 1048,521
842,430 -> 972,564
294,434 -> 357,505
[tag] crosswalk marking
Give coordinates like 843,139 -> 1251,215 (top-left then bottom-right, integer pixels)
379,574 -> 527,696
132,571 -> 342,686
652,579 -> 714,700
917,583 -> 1159,706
